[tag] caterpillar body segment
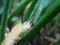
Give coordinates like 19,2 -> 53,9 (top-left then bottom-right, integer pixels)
1,21 -> 33,45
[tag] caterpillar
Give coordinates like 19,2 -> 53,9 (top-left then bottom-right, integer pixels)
1,21 -> 34,45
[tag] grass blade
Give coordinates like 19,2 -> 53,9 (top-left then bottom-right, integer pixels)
17,0 -> 60,44
8,0 -> 33,22
23,0 -> 38,22
0,0 -> 14,43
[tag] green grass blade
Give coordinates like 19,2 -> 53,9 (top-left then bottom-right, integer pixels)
16,0 -> 60,44
30,0 -> 55,24
0,0 -> 14,43
8,0 -> 15,14
23,0 -> 38,22
30,0 -> 41,24
8,0 -> 33,22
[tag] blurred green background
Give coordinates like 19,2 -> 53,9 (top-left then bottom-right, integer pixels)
0,0 -> 60,45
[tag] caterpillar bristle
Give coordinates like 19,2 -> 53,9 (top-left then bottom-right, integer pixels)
1,21 -> 33,45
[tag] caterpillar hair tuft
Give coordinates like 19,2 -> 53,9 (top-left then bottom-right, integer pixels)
1,21 -> 34,45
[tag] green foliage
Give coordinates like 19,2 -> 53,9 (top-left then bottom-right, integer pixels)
23,0 -> 38,22
8,0 -> 33,22
0,0 -> 60,45
0,0 -> 15,43
53,39 -> 60,45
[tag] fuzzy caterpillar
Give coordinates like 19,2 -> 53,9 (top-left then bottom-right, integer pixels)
1,21 -> 33,45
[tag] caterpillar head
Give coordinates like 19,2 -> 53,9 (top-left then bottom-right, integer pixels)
23,21 -> 34,30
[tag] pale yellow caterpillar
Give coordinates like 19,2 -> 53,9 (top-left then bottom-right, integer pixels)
1,21 -> 34,45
